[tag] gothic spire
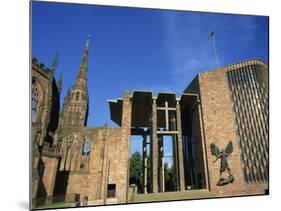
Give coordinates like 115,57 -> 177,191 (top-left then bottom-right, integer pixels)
57,72 -> 62,95
75,35 -> 90,88
66,86 -> 71,98
51,53 -> 59,73
60,35 -> 90,128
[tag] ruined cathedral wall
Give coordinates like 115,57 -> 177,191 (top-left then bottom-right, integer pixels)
62,125 -> 130,204
65,128 -> 106,201
106,128 -> 127,204
32,66 -> 52,146
66,173 -> 102,201
64,127 -> 129,204
96,91 -> 132,204
37,156 -> 59,198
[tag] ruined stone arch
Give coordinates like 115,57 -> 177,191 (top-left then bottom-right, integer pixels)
58,129 -> 92,172
59,128 -> 87,138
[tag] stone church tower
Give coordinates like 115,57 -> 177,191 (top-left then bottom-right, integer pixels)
54,35 -> 92,176
59,35 -> 90,128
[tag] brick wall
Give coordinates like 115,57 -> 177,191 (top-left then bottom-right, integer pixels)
106,128 -> 128,203
198,67 -> 268,196
66,173 -> 102,201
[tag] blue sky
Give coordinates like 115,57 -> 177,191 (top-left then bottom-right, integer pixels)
32,2 -> 268,157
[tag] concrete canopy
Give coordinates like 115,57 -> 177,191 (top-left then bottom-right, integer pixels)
180,93 -> 199,113
131,91 -> 153,128
156,92 -> 177,107
108,98 -> 123,126
108,91 -> 199,127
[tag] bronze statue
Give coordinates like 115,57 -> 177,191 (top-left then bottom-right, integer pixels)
210,141 -> 234,186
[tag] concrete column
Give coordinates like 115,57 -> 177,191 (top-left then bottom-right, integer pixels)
152,98 -> 159,193
196,102 -> 209,190
142,135 -> 148,194
172,134 -> 179,190
100,128 -> 108,201
120,91 -> 132,203
149,130 -> 153,193
176,101 -> 186,191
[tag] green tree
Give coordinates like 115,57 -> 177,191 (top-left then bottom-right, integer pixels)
129,151 -> 142,192
164,163 -> 175,192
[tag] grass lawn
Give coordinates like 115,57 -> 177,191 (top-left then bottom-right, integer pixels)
35,202 -> 77,209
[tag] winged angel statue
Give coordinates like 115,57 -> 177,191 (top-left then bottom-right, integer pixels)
210,141 -> 235,186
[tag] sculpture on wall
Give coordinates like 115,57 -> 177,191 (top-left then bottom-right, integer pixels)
210,141 -> 234,186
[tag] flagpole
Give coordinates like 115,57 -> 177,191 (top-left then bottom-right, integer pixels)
210,32 -> 220,67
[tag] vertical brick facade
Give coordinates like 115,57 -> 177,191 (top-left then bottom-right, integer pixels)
199,68 -> 245,195
198,63 -> 268,196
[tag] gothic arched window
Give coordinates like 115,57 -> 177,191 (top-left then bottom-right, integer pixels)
75,92 -> 80,101
82,138 -> 91,156
32,78 -> 42,122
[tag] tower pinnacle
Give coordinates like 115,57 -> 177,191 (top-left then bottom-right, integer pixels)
60,36 -> 90,127
57,72 -> 62,95
74,36 -> 90,89
86,34 -> 90,48
51,53 -> 59,73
